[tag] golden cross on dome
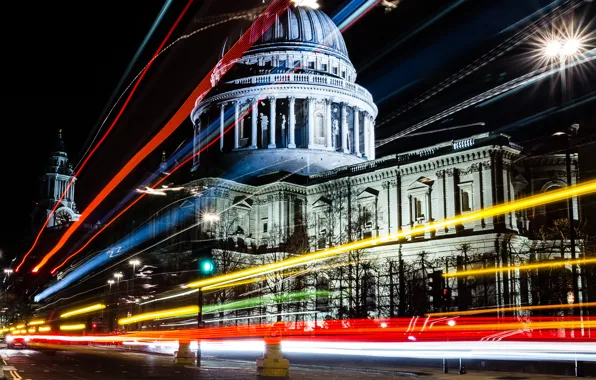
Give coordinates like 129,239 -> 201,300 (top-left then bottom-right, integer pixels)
291,0 -> 320,9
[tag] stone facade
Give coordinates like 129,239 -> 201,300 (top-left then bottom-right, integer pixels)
145,5 -> 583,325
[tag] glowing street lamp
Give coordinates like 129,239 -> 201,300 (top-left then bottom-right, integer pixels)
543,38 -> 582,63
114,272 -> 123,283
202,213 -> 220,222
3,269 -> 13,274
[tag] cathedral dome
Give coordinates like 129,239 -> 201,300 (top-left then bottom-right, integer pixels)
246,5 -> 349,60
189,4 -> 377,181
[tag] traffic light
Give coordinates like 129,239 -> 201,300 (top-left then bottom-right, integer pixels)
428,270 -> 445,309
199,258 -> 215,275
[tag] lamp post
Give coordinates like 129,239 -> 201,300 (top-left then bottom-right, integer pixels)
553,125 -> 581,317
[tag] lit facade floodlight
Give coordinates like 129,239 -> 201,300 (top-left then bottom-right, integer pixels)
291,0 -> 319,9
203,213 -> 220,222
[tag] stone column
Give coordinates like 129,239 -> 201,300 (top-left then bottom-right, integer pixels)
341,103 -> 348,153
251,98 -> 258,149
435,170 -> 446,235
268,96 -> 276,149
408,194 -> 413,226
192,116 -> 201,170
288,96 -> 296,148
445,169 -> 456,233
353,108 -> 361,157
369,117 -> 376,160
481,160 -> 494,229
363,112 -> 370,159
307,97 -> 315,148
233,101 -> 240,149
425,191 -> 432,221
219,103 -> 225,151
325,99 -> 332,149
472,164 -> 484,231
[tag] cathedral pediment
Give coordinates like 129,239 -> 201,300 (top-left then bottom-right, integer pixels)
407,176 -> 434,191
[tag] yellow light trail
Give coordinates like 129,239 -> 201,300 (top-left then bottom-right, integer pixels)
60,324 -> 86,331
15,324 -> 25,329
38,326 -> 52,332
118,305 -> 199,325
443,257 -> 596,278
28,320 -> 45,326
187,179 -> 596,290
28,327 -> 36,333
426,301 -> 596,317
60,303 -> 106,318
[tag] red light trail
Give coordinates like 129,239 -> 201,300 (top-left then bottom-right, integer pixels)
15,0 -> 195,273
30,0 -> 291,274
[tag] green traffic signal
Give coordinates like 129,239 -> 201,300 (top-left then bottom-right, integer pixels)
200,260 -> 214,274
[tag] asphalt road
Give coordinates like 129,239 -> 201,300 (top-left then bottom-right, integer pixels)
0,347 -> 588,380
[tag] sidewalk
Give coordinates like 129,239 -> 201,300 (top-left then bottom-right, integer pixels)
213,358 -> 592,379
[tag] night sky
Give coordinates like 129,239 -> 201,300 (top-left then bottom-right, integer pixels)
1,0 -> 594,261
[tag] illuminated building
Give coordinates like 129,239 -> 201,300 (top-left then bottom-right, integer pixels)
35,129 -> 81,229
29,4 -> 586,325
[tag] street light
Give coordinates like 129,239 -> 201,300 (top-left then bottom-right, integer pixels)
544,38 -> 581,60
3,269 -> 13,274
114,272 -> 123,283
202,213 -> 220,222
552,124 -> 580,315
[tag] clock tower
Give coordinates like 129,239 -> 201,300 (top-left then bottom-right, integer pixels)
38,129 -> 80,228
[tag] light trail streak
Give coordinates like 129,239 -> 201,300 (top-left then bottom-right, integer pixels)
28,320 -> 45,326
43,201 -> 194,294
118,306 -> 199,325
335,0 -> 381,31
185,179 -> 596,291
43,0 -> 374,278
59,324 -> 86,331
15,0 -> 195,273
426,301 -> 596,317
60,304 -> 106,319
375,0 -> 584,128
444,257 -> 596,278
187,180 -> 596,288
358,0 -> 465,72
376,49 -> 596,147
30,0 -> 291,274
75,0 -> 176,170
37,159 -> 309,302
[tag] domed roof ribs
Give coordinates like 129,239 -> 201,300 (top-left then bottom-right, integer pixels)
311,8 -> 324,45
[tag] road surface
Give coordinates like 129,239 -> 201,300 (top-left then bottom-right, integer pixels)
0,347 -> 587,379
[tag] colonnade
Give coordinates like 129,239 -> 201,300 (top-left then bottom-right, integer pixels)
195,96 -> 376,159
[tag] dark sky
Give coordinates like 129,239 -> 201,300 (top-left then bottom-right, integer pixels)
1,0 -> 594,261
